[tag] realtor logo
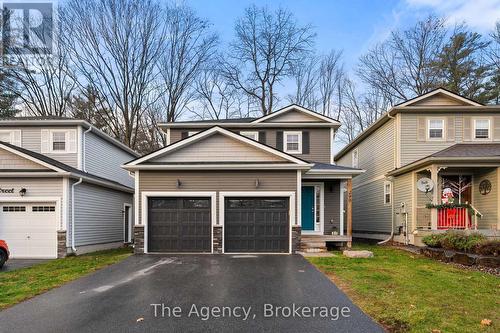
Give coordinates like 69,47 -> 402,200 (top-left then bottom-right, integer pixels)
1,1 -> 55,56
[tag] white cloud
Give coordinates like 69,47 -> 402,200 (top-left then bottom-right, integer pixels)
405,0 -> 500,32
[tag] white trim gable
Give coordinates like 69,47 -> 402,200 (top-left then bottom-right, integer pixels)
0,142 -> 66,173
397,88 -> 482,107
125,126 -> 311,167
252,104 -> 341,125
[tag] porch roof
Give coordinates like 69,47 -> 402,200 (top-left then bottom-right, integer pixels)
303,162 -> 365,179
387,143 -> 500,176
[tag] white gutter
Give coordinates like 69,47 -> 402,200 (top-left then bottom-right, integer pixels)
82,127 -> 92,172
71,178 -> 83,253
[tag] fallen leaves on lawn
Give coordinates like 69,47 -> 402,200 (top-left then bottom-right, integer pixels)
481,319 -> 492,326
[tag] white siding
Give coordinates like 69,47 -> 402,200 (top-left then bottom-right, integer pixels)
85,131 -> 135,187
73,181 -> 133,246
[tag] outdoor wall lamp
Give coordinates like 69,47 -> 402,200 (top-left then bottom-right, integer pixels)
255,179 -> 260,188
176,179 -> 182,188
19,188 -> 27,197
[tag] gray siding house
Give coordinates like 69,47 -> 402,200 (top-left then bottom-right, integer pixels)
0,118 -> 138,258
335,88 -> 500,245
124,105 -> 363,254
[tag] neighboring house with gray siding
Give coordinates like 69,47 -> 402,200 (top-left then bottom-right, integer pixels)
0,118 -> 138,258
335,88 -> 500,245
124,105 -> 364,255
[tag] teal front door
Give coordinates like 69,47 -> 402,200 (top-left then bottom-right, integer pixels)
302,186 -> 315,231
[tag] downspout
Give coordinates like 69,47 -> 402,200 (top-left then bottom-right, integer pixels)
70,127 -> 92,252
378,112 -> 397,245
71,178 -> 83,252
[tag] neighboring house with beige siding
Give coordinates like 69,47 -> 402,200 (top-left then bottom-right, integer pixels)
124,105 -> 364,254
336,88 -> 500,245
0,118 -> 138,259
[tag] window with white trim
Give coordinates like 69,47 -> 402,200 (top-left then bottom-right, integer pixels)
352,148 -> 359,168
428,119 -> 444,139
188,131 -> 198,136
0,130 -> 21,146
384,181 -> 392,205
0,131 -> 11,143
473,119 -> 490,139
240,131 -> 258,141
284,131 -> 302,153
52,131 -> 66,151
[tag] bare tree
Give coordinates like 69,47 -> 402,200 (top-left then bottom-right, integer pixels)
485,22 -> 500,104
2,6 -> 76,117
358,15 -> 445,104
287,55 -> 319,109
158,4 -> 218,122
318,50 -> 344,118
192,64 -> 243,120
62,0 -> 165,149
223,5 -> 316,115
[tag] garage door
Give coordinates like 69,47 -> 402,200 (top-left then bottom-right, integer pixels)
148,197 -> 211,252
0,203 -> 57,258
224,197 -> 289,253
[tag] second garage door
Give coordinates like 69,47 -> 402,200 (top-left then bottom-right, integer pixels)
148,197 -> 211,252
224,197 -> 289,253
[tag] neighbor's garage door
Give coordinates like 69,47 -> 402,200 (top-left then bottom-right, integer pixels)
0,203 -> 57,258
224,197 -> 289,253
148,197 -> 211,252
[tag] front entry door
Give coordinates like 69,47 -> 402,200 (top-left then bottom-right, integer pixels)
301,186 -> 315,231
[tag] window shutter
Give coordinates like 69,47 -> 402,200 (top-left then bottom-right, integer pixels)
41,129 -> 50,153
181,131 -> 188,139
276,131 -> 283,150
463,116 -> 471,141
68,130 -> 77,153
493,116 -> 500,141
302,131 -> 310,154
11,130 -> 21,147
417,117 -> 426,141
446,116 -> 455,142
258,131 -> 266,144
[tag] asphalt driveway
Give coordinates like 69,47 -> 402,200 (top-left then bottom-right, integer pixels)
1,259 -> 49,272
0,254 -> 383,333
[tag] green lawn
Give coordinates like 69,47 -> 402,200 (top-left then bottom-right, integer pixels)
308,245 -> 499,333
0,247 -> 132,310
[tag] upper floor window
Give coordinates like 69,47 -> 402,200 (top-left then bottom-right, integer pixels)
473,119 -> 490,140
428,119 -> 444,139
240,131 -> 258,141
352,148 -> 359,168
41,129 -> 77,153
188,131 -> 198,136
52,131 -> 66,151
0,130 -> 21,146
384,181 -> 392,205
284,131 -> 302,154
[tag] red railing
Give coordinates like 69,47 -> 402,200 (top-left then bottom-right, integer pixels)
437,207 -> 471,229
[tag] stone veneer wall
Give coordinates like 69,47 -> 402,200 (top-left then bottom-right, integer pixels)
213,226 -> 223,254
134,225 -> 145,254
292,226 -> 301,254
57,231 -> 67,258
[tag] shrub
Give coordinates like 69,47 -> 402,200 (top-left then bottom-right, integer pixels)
475,240 -> 500,256
422,234 -> 445,248
440,231 -> 485,253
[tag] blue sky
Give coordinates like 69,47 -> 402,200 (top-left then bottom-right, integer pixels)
186,0 -> 500,76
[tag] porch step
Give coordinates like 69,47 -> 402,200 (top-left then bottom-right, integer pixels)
299,240 -> 327,253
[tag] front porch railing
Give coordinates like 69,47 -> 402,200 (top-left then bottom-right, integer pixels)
435,205 -> 483,230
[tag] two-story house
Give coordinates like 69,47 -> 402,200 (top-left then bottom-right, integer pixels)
0,117 -> 139,258
335,88 -> 500,246
123,105 -> 363,254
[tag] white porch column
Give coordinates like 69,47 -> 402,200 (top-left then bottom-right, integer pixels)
339,180 -> 345,236
430,165 -> 439,230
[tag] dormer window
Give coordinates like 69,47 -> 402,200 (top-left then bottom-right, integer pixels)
473,119 -> 490,140
428,119 -> 444,139
284,131 -> 302,154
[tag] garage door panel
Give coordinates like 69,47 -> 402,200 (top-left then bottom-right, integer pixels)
0,202 -> 57,258
148,197 -> 211,253
224,197 -> 289,253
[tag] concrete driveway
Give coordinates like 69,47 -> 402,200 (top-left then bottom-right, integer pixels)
0,254 -> 383,333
